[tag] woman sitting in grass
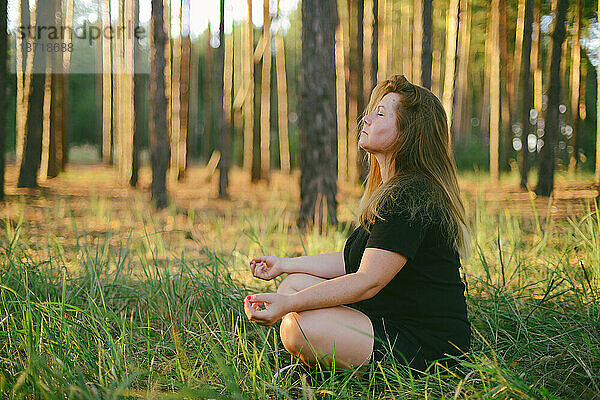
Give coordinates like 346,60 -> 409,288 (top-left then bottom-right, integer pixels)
244,74 -> 471,372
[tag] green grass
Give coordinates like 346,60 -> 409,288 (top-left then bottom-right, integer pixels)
0,185 -> 599,399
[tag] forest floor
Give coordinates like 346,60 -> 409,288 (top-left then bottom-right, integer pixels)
1,161 -> 599,399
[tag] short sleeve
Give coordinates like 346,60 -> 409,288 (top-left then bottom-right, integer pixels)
365,205 -> 428,260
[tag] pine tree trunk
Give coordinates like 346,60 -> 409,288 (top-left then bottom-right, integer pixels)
299,0 -> 338,228
0,0 -> 7,200
597,0 -> 600,185
454,0 -> 470,144
442,0 -> 459,141
101,0 -> 112,164
421,0 -> 432,89
275,32 -> 290,174
131,0 -> 142,187
259,0 -> 271,181
412,0 -> 422,86
499,0 -> 512,172
568,0 -> 581,174
335,23 -> 347,183
170,0 -> 182,182
179,0 -> 190,180
18,2 -> 54,188
217,0 -> 231,198
348,0 -> 364,184
519,0 -> 534,189
243,0 -> 254,174
15,0 -> 30,176
489,0 -> 500,181
536,0 -> 568,197
150,0 -> 169,208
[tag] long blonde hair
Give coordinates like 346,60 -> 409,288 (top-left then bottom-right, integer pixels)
357,74 -> 471,259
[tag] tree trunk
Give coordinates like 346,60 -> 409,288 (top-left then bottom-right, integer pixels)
170,0 -> 181,182
519,0 -> 534,189
421,0 -> 432,89
536,0 -> 568,197
371,0 -> 378,90
179,0 -> 190,179
243,0 -> 253,173
335,22 -> 347,183
412,0 -> 422,86
275,30 -> 290,174
259,0 -> 271,181
60,0 -> 73,170
0,0 -> 7,200
454,0 -> 471,144
597,0 -> 600,185
442,0 -> 459,142
401,1 -> 412,81
150,0 -> 169,208
499,0 -> 512,172
217,0 -> 231,198
299,0 -> 338,228
489,0 -> 500,181
348,0 -> 364,184
130,0 -> 142,187
15,0 -> 30,174
568,0 -> 581,174
18,1 -> 54,188
101,0 -> 112,164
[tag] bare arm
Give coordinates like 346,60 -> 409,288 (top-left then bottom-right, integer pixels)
245,248 -> 408,325
282,252 -> 346,279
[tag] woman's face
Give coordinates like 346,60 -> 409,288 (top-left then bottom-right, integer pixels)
358,92 -> 401,157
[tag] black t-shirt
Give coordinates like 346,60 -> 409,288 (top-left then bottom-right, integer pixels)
343,184 -> 470,360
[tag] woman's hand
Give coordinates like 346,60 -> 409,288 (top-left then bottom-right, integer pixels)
243,293 -> 292,326
249,256 -> 287,280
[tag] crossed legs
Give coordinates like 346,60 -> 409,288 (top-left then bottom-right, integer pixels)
276,273 -> 375,369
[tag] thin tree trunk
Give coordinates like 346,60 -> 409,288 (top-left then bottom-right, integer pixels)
512,0 -> 525,115
335,23 -> 347,183
18,1 -> 54,188
39,62 -> 53,181
442,0 -> 459,142
102,0 -> 112,164
401,0 -> 412,81
532,0 -> 542,125
15,0 -> 30,175
204,24 -> 213,162
217,0 -> 232,198
299,0 -> 338,228
377,0 -> 388,82
480,18 -> 491,141
243,0 -> 254,174
499,0 -> 512,172
179,0 -> 190,179
412,0 -> 422,86
275,26 -> 290,174
536,0 -> 568,197
260,0 -> 271,181
421,0 -> 432,89
568,0 -> 581,174
454,0 -> 470,144
170,0 -> 181,182
60,0 -> 73,170
597,0 -> 600,185
431,5 -> 442,98
0,0 -> 7,200
371,0 -> 378,90
490,0 -> 500,181
131,0 -> 142,187
519,0 -> 534,189
150,0 -> 169,208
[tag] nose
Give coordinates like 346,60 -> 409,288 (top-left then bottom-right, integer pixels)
363,113 -> 372,125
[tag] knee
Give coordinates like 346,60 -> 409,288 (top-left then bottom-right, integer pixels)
277,273 -> 312,295
279,312 -> 311,357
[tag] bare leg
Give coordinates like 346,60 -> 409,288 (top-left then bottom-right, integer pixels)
277,273 -> 374,369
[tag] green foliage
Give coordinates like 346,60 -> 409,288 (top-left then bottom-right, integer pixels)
0,179 -> 599,398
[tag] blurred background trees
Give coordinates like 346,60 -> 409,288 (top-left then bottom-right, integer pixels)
1,0 -> 600,213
